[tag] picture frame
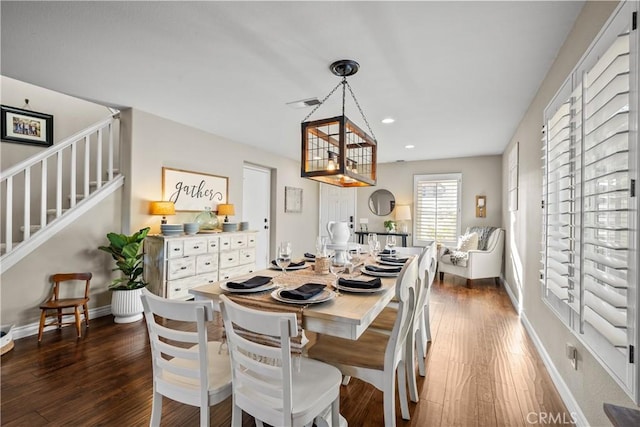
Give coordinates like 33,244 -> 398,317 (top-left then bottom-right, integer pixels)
162,167 -> 228,212
285,186 -> 303,213
1,105 -> 54,147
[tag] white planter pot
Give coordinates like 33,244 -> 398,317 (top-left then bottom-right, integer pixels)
111,288 -> 144,323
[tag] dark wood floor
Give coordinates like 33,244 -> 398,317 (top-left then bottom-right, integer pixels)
1,276 -> 570,426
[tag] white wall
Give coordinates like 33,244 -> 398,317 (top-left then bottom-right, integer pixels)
356,155 -> 502,246
124,109 -> 320,259
502,1 -> 635,425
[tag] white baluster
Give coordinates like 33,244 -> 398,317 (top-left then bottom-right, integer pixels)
41,159 -> 47,227
96,127 -> 103,188
70,141 -> 77,208
56,150 -> 63,217
5,176 -> 13,252
108,121 -> 114,181
84,135 -> 90,198
24,167 -> 31,240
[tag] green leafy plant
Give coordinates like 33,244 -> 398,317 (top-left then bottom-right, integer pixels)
384,220 -> 396,231
98,227 -> 150,290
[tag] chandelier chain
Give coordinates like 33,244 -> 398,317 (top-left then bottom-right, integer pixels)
301,80 -> 343,123
345,80 -> 377,143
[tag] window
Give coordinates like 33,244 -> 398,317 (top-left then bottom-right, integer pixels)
541,1 -> 638,402
413,173 -> 461,247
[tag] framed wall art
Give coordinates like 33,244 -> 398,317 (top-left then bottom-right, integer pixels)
162,167 -> 228,212
285,186 -> 303,213
1,105 -> 54,147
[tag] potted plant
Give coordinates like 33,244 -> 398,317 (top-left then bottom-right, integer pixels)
384,220 -> 396,232
98,227 -> 150,323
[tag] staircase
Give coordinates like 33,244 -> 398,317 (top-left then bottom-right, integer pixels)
1,113 -> 124,273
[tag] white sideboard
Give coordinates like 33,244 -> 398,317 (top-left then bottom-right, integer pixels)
143,231 -> 257,300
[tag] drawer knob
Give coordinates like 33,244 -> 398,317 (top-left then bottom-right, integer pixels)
193,245 -> 200,249
228,258 -> 233,261
237,241 -> 242,244
180,266 -> 187,270
205,262 -> 211,265
173,248 -> 180,251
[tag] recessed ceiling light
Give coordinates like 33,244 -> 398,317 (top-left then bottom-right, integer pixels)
381,117 -> 395,124
286,98 -> 321,109
405,144 -> 415,149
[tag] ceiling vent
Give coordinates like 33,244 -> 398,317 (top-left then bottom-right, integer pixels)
286,98 -> 320,109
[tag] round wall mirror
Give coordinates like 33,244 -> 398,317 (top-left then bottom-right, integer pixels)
368,189 -> 395,216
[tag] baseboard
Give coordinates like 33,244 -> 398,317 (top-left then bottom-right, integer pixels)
521,313 -> 588,427
500,275 -> 521,315
11,305 -> 112,340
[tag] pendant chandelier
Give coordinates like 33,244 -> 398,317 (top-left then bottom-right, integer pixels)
301,59 -> 377,187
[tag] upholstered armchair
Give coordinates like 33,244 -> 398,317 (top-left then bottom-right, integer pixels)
438,227 -> 504,286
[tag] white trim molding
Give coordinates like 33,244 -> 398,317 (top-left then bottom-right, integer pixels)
11,305 -> 112,340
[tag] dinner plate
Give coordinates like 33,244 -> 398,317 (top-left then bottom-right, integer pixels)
220,282 -> 276,294
377,259 -> 406,267
269,264 -> 309,271
360,266 -> 400,277
334,283 -> 386,293
271,288 -> 336,304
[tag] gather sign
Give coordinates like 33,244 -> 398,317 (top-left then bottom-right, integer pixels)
162,167 -> 228,212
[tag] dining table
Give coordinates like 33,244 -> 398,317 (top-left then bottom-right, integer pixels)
189,254 -> 412,340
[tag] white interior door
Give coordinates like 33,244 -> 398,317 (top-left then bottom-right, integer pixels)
319,184 -> 356,240
242,164 -> 271,269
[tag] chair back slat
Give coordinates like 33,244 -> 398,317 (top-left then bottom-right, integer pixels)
386,256 -> 418,363
220,295 -> 297,421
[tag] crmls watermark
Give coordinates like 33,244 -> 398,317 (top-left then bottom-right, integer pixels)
526,412 -> 578,425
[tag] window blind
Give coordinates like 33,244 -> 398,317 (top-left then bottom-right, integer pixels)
414,174 -> 460,246
541,2 -> 638,401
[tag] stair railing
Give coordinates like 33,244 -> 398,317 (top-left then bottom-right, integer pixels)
1,113 -> 120,255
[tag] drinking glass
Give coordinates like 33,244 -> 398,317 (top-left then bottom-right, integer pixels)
386,235 -> 397,253
368,234 -> 379,256
276,241 -> 292,274
329,259 -> 345,295
369,239 -> 381,257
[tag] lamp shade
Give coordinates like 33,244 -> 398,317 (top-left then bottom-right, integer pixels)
217,204 -> 235,216
149,201 -> 175,216
395,205 -> 411,221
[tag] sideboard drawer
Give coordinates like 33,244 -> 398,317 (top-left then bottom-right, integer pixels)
219,236 -> 232,251
207,237 -> 220,252
183,239 -> 208,256
219,250 -> 240,269
230,234 -> 248,249
167,257 -> 196,280
167,240 -> 184,259
196,253 -> 218,274
239,248 -> 256,264
247,234 -> 257,247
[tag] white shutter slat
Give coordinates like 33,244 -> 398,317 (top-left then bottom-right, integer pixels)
584,265 -> 628,289
585,276 -> 627,309
584,307 -> 627,348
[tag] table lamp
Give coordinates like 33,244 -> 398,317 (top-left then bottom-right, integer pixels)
217,203 -> 235,222
149,201 -> 175,225
395,205 -> 411,233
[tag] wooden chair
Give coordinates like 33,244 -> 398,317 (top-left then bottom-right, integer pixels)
140,288 -> 231,427
307,256 -> 418,427
38,272 -> 92,342
219,294 -> 344,427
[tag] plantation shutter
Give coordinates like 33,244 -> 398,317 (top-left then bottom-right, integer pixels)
414,174 -> 461,247
541,1 -> 638,401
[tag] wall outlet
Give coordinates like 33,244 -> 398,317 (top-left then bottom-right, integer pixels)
566,343 -> 578,370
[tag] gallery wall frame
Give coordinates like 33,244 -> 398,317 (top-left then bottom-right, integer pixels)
284,186 -> 303,213
162,167 -> 228,212
1,105 -> 54,147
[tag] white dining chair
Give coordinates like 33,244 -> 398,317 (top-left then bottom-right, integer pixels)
219,294 -> 345,427
307,256 -> 418,427
140,288 -> 232,427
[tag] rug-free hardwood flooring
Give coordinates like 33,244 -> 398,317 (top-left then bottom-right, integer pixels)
1,276 -> 570,426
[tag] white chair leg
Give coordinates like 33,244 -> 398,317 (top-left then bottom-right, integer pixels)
232,403 -> 243,427
416,327 -> 427,377
331,397 -> 340,427
341,375 -> 351,386
255,421 -> 264,427
201,405 -> 210,427
383,373 -> 396,427
150,391 -> 162,427
424,303 -> 432,343
397,362 -> 411,420
406,332 -> 419,402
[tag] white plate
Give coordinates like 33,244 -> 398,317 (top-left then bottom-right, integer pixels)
334,283 -> 386,293
269,263 -> 308,271
360,266 -> 401,277
220,282 -> 276,294
271,288 -> 335,304
377,259 -> 406,267
304,257 -> 316,262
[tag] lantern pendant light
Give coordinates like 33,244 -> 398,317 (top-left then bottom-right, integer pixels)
301,60 -> 377,187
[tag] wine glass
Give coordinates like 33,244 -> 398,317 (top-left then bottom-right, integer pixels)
368,234 -> 379,256
329,259 -> 345,295
386,235 -> 397,255
276,241 -> 292,275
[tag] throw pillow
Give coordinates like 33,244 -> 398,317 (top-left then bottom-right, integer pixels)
457,232 -> 479,252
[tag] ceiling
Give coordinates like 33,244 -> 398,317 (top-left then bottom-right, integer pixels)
0,1 -> 584,164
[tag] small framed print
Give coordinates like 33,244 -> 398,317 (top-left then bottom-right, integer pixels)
1,105 -> 54,147
285,186 -> 303,213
